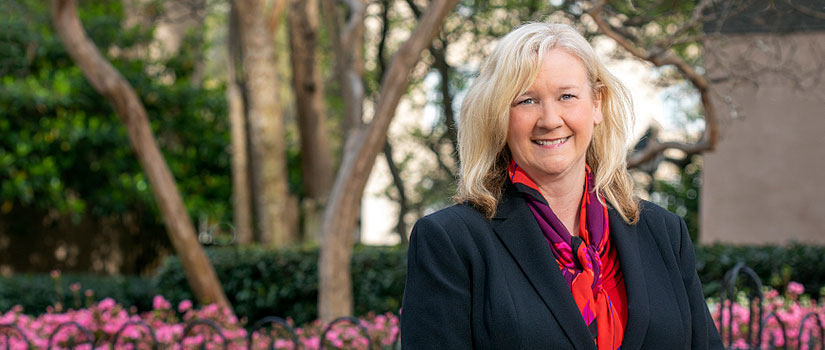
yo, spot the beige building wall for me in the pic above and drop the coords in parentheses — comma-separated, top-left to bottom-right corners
(701, 32, 825, 244)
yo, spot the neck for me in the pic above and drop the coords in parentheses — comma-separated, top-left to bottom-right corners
(536, 167, 586, 236)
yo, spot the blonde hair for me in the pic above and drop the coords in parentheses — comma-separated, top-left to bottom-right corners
(454, 22, 640, 224)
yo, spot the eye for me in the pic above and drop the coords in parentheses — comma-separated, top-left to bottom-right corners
(560, 94, 576, 101)
(515, 97, 536, 106)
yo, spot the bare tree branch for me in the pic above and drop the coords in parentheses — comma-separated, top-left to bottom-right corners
(404, 0, 458, 166)
(785, 0, 825, 20)
(587, 0, 719, 168)
(383, 142, 410, 245)
(653, 0, 716, 53)
(376, 0, 410, 245)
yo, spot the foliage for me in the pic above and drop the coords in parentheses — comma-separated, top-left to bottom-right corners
(5, 242, 825, 323)
(372, 0, 559, 225)
(0, 271, 153, 316)
(0, 296, 400, 349)
(696, 242, 825, 301)
(650, 156, 702, 241)
(0, 0, 231, 239)
(709, 283, 825, 349)
(152, 245, 407, 325)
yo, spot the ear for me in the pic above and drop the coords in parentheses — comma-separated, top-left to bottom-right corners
(592, 87, 604, 126)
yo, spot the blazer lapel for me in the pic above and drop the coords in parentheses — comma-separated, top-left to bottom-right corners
(608, 208, 650, 350)
(490, 187, 596, 350)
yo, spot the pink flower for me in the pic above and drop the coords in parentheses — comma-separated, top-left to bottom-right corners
(98, 297, 116, 310)
(787, 281, 805, 296)
(152, 295, 171, 310)
(178, 299, 193, 313)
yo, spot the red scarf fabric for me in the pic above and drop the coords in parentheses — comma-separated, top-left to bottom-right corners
(509, 161, 627, 350)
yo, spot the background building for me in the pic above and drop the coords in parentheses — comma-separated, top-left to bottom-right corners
(701, 0, 825, 244)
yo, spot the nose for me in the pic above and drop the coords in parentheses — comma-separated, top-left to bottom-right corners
(535, 102, 563, 131)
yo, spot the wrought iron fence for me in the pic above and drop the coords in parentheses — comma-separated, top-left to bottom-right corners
(0, 314, 398, 349)
(2, 262, 824, 349)
(719, 262, 825, 349)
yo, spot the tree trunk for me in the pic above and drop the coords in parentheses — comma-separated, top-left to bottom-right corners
(318, 0, 460, 321)
(227, 4, 254, 245)
(51, 0, 230, 309)
(234, 0, 295, 247)
(321, 0, 366, 141)
(288, 0, 334, 242)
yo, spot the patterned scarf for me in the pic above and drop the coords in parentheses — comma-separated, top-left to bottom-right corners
(509, 161, 626, 350)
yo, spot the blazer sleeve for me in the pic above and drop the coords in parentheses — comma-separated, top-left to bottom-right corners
(675, 216, 724, 350)
(401, 212, 473, 349)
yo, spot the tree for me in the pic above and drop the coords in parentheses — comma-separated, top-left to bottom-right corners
(50, 0, 229, 308)
(233, 0, 296, 247)
(318, 0, 460, 321)
(227, 3, 254, 245)
(288, 0, 335, 242)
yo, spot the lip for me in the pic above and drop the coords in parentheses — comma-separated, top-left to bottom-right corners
(532, 136, 570, 149)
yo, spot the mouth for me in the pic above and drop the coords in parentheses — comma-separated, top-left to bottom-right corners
(533, 136, 570, 146)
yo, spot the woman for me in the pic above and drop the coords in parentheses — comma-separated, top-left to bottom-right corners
(400, 22, 723, 349)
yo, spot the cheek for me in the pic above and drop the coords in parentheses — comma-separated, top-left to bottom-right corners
(507, 112, 529, 142)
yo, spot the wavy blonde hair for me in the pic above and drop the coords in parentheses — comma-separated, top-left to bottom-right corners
(454, 22, 639, 224)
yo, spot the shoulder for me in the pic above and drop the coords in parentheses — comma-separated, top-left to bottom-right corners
(633, 199, 690, 260)
(414, 202, 490, 237)
(637, 200, 695, 271)
(410, 203, 493, 252)
(636, 199, 685, 232)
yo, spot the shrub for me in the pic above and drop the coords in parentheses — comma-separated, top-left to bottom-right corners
(4, 242, 825, 325)
(0, 296, 400, 349)
(151, 244, 406, 325)
(709, 282, 825, 349)
(695, 242, 825, 299)
(0, 272, 153, 315)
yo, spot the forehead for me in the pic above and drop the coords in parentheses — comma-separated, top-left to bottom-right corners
(531, 48, 590, 87)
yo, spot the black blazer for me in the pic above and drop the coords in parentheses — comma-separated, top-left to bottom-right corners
(400, 185, 723, 349)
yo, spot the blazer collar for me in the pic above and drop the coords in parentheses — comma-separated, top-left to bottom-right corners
(491, 186, 650, 350)
(608, 206, 650, 350)
(491, 185, 596, 350)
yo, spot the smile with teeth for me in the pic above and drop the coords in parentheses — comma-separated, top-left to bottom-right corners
(533, 136, 570, 146)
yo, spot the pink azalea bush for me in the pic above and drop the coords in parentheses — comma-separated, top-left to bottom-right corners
(709, 282, 825, 349)
(4, 279, 822, 349)
(0, 295, 399, 349)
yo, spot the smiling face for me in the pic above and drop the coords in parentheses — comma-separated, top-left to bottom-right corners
(507, 48, 602, 186)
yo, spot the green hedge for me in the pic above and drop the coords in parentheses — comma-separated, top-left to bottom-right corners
(695, 242, 825, 298)
(3, 243, 824, 323)
(151, 244, 407, 325)
(0, 273, 153, 314)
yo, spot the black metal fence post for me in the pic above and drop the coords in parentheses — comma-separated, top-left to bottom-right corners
(721, 262, 765, 348)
